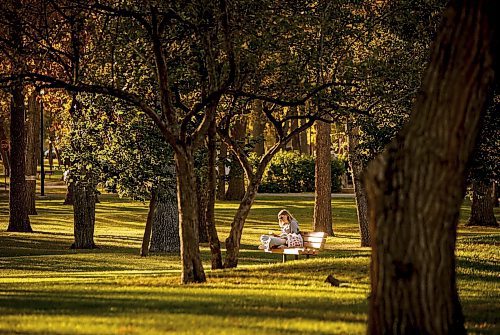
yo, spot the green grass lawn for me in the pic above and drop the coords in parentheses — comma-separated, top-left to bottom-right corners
(0, 180, 499, 335)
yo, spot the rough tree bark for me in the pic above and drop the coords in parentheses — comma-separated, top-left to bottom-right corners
(25, 93, 39, 215)
(313, 119, 333, 235)
(347, 121, 370, 246)
(364, 1, 498, 334)
(175, 148, 206, 283)
(71, 180, 96, 249)
(7, 12, 32, 232)
(150, 188, 180, 253)
(466, 179, 499, 227)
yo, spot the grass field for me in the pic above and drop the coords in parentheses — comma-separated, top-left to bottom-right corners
(0, 178, 499, 335)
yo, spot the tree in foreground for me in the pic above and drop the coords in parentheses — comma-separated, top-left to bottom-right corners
(365, 0, 498, 334)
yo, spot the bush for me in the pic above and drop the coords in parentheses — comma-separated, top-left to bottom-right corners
(257, 151, 346, 193)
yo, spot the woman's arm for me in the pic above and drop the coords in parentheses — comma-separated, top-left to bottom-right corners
(291, 220, 300, 234)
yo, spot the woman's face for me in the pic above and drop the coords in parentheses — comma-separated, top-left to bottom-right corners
(279, 213, 289, 223)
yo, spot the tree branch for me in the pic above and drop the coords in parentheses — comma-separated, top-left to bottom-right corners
(228, 81, 357, 107)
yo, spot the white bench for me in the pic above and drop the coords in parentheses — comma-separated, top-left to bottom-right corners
(264, 231, 327, 262)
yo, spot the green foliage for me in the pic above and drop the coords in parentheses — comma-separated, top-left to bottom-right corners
(59, 94, 176, 202)
(255, 151, 345, 193)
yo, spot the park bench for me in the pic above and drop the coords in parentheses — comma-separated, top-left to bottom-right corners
(264, 231, 327, 263)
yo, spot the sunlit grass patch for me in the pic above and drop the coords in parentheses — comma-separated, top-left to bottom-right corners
(0, 179, 499, 334)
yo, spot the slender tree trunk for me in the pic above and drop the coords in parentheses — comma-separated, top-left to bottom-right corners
(224, 178, 261, 268)
(313, 119, 333, 235)
(206, 121, 223, 269)
(493, 182, 499, 207)
(48, 139, 54, 171)
(174, 148, 206, 283)
(150, 187, 180, 253)
(0, 116, 10, 176)
(196, 174, 209, 243)
(290, 106, 300, 151)
(141, 189, 157, 257)
(226, 118, 246, 200)
(299, 106, 310, 155)
(365, 1, 498, 334)
(216, 141, 227, 201)
(466, 179, 499, 227)
(252, 101, 266, 156)
(25, 93, 39, 215)
(347, 121, 370, 246)
(71, 180, 96, 249)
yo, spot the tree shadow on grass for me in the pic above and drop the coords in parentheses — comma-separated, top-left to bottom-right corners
(0, 285, 368, 334)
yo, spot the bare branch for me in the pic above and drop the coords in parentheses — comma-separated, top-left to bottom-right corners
(228, 81, 357, 107)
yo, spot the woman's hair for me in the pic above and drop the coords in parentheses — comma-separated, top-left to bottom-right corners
(278, 209, 296, 225)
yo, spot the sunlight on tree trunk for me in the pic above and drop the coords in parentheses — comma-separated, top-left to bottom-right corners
(347, 121, 370, 246)
(313, 119, 333, 235)
(25, 93, 39, 216)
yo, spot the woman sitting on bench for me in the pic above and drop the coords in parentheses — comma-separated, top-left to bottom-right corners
(259, 209, 302, 250)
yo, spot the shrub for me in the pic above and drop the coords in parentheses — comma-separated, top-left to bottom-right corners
(257, 150, 346, 193)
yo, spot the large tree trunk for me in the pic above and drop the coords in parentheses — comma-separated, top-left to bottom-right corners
(347, 121, 370, 246)
(313, 119, 333, 235)
(140, 190, 157, 257)
(252, 101, 266, 156)
(466, 179, 499, 227)
(216, 140, 227, 201)
(364, 1, 498, 334)
(7, 10, 31, 233)
(150, 188, 180, 253)
(71, 180, 96, 249)
(224, 178, 261, 268)
(174, 148, 206, 283)
(225, 118, 246, 201)
(8, 82, 32, 232)
(206, 121, 223, 269)
(25, 93, 39, 215)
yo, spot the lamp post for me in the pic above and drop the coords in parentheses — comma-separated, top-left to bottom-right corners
(39, 90, 45, 196)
